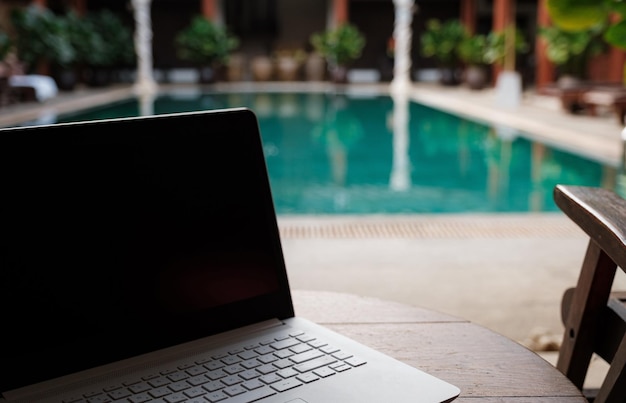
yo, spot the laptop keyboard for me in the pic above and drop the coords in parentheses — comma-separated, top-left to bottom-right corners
(62, 329, 367, 403)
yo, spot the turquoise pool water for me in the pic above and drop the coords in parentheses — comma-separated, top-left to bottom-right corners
(50, 90, 612, 214)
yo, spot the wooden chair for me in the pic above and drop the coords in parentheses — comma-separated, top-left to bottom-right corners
(554, 185, 626, 402)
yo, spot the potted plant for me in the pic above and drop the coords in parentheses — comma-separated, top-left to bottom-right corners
(420, 19, 466, 85)
(483, 28, 529, 68)
(0, 31, 12, 62)
(458, 33, 489, 89)
(274, 48, 306, 81)
(538, 24, 606, 86)
(485, 26, 529, 108)
(175, 15, 239, 83)
(10, 5, 77, 89)
(546, 0, 626, 81)
(75, 10, 134, 86)
(310, 23, 365, 83)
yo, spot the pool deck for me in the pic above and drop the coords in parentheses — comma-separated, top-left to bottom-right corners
(2, 81, 624, 388)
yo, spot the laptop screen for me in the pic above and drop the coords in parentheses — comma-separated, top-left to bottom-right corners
(0, 109, 294, 393)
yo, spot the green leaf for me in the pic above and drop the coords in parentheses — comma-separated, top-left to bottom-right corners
(175, 16, 239, 65)
(605, 20, 626, 50)
(547, 0, 610, 31)
(419, 19, 467, 67)
(612, 2, 626, 18)
(310, 23, 365, 66)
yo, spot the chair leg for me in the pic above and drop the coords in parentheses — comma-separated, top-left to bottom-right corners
(594, 333, 626, 403)
(557, 241, 617, 388)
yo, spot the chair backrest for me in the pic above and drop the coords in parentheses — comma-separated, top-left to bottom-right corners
(554, 184, 626, 403)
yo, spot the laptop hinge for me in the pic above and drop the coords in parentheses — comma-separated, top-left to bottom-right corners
(3, 319, 285, 402)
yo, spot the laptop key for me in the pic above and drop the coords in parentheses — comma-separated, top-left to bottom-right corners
(107, 388, 132, 400)
(204, 360, 225, 371)
(333, 363, 352, 372)
(148, 377, 170, 388)
(254, 345, 274, 355)
(256, 364, 277, 374)
(207, 369, 228, 380)
(148, 386, 171, 398)
(167, 372, 188, 382)
(293, 355, 337, 373)
(277, 368, 299, 378)
(128, 382, 151, 394)
(319, 345, 340, 354)
(345, 357, 367, 367)
(225, 386, 276, 403)
(168, 380, 190, 392)
(259, 373, 282, 384)
(332, 350, 353, 360)
(201, 379, 225, 392)
(274, 349, 294, 359)
(296, 372, 320, 384)
(239, 369, 261, 380)
(184, 386, 206, 398)
(205, 391, 228, 402)
(240, 358, 262, 369)
(222, 355, 242, 365)
(222, 375, 243, 386)
(313, 367, 336, 378)
(290, 349, 324, 364)
(274, 358, 294, 369)
(87, 396, 111, 403)
(223, 384, 247, 396)
(270, 338, 300, 350)
(128, 394, 151, 403)
(163, 393, 186, 403)
(296, 334, 316, 343)
(224, 363, 246, 374)
(238, 350, 259, 360)
(242, 379, 264, 390)
(270, 378, 303, 392)
(289, 343, 312, 354)
(186, 366, 207, 376)
(187, 374, 210, 386)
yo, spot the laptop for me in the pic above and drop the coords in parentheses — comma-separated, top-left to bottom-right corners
(0, 108, 460, 403)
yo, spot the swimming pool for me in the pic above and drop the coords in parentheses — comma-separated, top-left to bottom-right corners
(48, 90, 613, 214)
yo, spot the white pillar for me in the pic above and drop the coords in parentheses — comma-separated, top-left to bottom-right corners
(132, 0, 157, 96)
(389, 91, 411, 191)
(390, 0, 415, 94)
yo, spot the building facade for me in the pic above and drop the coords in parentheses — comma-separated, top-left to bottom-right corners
(1, 0, 624, 88)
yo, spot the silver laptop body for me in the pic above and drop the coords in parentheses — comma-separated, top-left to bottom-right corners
(0, 109, 459, 403)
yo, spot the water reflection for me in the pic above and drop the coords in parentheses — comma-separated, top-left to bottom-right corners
(137, 92, 156, 116)
(389, 91, 411, 191)
(312, 95, 364, 187)
(51, 91, 612, 213)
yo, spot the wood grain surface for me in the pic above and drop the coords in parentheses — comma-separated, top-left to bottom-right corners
(292, 290, 586, 402)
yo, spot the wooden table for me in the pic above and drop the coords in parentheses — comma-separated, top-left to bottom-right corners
(292, 290, 586, 402)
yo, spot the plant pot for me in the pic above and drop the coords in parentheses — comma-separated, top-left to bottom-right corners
(556, 74, 581, 89)
(227, 54, 244, 81)
(305, 53, 325, 81)
(251, 56, 273, 81)
(439, 67, 461, 86)
(52, 67, 77, 91)
(276, 56, 300, 81)
(330, 65, 348, 84)
(198, 66, 217, 84)
(464, 65, 487, 90)
(84, 67, 111, 87)
(496, 70, 522, 109)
